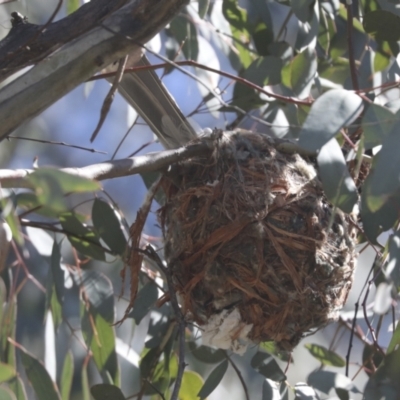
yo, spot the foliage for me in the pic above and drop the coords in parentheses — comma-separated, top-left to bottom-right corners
(0, 0, 400, 399)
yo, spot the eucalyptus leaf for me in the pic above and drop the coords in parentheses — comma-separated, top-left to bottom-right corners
(197, 359, 228, 399)
(60, 351, 74, 400)
(363, 10, 400, 41)
(251, 351, 286, 382)
(20, 347, 61, 400)
(92, 198, 127, 256)
(364, 120, 400, 211)
(0, 386, 16, 400)
(128, 281, 159, 324)
(60, 212, 106, 261)
(291, 0, 316, 23)
(362, 103, 396, 150)
(304, 343, 345, 367)
(307, 370, 355, 394)
(0, 362, 16, 383)
(317, 138, 358, 213)
(299, 89, 363, 152)
(179, 370, 204, 400)
(90, 384, 126, 400)
(81, 302, 119, 385)
(294, 382, 319, 400)
(198, 0, 210, 19)
(188, 342, 226, 364)
(169, 14, 199, 61)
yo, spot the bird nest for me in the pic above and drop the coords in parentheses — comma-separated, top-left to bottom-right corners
(158, 130, 357, 353)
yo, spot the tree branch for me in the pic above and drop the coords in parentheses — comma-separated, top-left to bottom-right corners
(0, 138, 214, 188)
(0, 0, 190, 139)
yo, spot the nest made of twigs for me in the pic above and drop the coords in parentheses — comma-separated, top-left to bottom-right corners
(159, 129, 357, 352)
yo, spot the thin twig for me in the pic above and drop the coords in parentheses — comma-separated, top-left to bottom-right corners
(91, 55, 128, 142)
(226, 354, 250, 400)
(344, 302, 358, 377)
(143, 246, 186, 400)
(92, 59, 313, 107)
(6, 136, 107, 154)
(362, 280, 385, 355)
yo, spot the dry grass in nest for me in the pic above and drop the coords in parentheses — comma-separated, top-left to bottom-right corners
(159, 130, 357, 352)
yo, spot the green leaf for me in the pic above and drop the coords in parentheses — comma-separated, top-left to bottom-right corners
(251, 351, 286, 382)
(222, 0, 253, 68)
(364, 347, 400, 400)
(27, 169, 99, 195)
(60, 351, 74, 400)
(244, 56, 283, 86)
(128, 281, 159, 324)
(316, 138, 358, 213)
(90, 384, 126, 400)
(81, 362, 90, 400)
(307, 371, 354, 394)
(259, 341, 292, 362)
(66, 0, 79, 15)
(363, 10, 400, 41)
(73, 269, 114, 322)
(60, 213, 105, 261)
(251, 22, 274, 56)
(187, 342, 226, 364)
(19, 347, 61, 400)
(179, 370, 204, 400)
(0, 363, 16, 383)
(7, 376, 27, 400)
(362, 344, 385, 377)
(81, 302, 119, 385)
(198, 0, 210, 19)
(92, 199, 127, 256)
(364, 120, 400, 211)
(198, 359, 228, 399)
(1, 199, 23, 246)
(25, 169, 99, 213)
(170, 14, 199, 61)
(0, 386, 17, 400)
(51, 241, 64, 304)
(290, 47, 317, 98)
(299, 89, 363, 152)
(291, 0, 315, 23)
(362, 104, 396, 150)
(360, 180, 400, 243)
(0, 291, 17, 367)
(304, 343, 345, 367)
(387, 311, 400, 354)
(76, 270, 118, 383)
(335, 388, 350, 400)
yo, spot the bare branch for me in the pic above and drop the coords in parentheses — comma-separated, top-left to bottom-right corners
(0, 0, 190, 139)
(0, 138, 214, 188)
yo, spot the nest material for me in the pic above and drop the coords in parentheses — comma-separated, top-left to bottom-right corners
(160, 130, 357, 352)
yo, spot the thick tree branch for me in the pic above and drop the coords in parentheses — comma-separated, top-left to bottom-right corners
(0, 139, 214, 188)
(0, 0, 189, 140)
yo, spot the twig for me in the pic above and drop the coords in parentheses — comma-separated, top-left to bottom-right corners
(143, 245, 186, 400)
(226, 354, 249, 400)
(344, 302, 358, 377)
(93, 59, 313, 107)
(362, 280, 385, 355)
(91, 55, 128, 142)
(6, 136, 107, 154)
